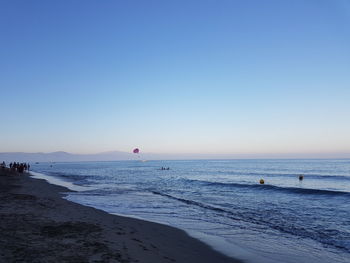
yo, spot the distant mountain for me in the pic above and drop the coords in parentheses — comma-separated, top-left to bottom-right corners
(0, 151, 349, 163)
(0, 151, 134, 162)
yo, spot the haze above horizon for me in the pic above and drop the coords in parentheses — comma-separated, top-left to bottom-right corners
(1, 0, 349, 157)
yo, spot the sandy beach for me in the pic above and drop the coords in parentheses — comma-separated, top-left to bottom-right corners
(0, 168, 240, 263)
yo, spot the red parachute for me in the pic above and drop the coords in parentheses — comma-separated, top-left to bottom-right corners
(133, 148, 140, 154)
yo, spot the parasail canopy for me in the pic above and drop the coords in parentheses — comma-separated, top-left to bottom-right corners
(133, 148, 140, 154)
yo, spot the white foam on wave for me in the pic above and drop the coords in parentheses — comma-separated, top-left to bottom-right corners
(29, 171, 91, 192)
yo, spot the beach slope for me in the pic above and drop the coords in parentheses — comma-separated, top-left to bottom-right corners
(0, 169, 240, 263)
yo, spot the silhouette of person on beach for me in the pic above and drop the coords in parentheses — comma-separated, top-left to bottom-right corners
(5, 162, 30, 174)
(18, 164, 24, 173)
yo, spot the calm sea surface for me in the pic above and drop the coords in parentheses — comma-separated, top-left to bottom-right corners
(31, 159, 350, 263)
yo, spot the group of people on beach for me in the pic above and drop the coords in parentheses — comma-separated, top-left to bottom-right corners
(0, 161, 30, 173)
(161, 167, 170, 170)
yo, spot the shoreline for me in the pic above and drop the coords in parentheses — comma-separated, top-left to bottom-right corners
(0, 169, 241, 263)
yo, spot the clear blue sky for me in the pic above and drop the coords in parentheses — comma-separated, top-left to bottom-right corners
(1, 0, 349, 155)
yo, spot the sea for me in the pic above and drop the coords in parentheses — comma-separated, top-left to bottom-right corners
(30, 159, 350, 263)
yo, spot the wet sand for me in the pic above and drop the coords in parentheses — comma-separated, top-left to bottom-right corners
(0, 168, 241, 263)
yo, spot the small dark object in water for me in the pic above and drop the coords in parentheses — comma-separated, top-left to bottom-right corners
(259, 179, 265, 184)
(299, 175, 304, 181)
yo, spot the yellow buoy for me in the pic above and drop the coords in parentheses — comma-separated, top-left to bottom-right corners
(259, 179, 265, 184)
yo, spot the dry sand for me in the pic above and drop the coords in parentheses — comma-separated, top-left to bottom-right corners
(0, 168, 241, 263)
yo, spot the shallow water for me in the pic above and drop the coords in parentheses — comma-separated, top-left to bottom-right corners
(32, 159, 350, 263)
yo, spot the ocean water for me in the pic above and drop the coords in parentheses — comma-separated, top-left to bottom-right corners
(31, 159, 350, 263)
